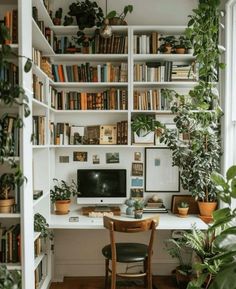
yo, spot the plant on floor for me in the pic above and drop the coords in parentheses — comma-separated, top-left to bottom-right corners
(34, 213, 53, 240)
(0, 265, 21, 289)
(106, 5, 133, 25)
(160, 0, 224, 217)
(183, 165, 236, 289)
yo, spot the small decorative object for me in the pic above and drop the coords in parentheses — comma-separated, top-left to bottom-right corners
(106, 5, 133, 25)
(100, 125, 117, 144)
(73, 151, 88, 162)
(53, 8, 63, 25)
(50, 179, 77, 214)
(177, 202, 189, 217)
(134, 152, 141, 161)
(99, 0, 112, 38)
(92, 154, 100, 164)
(0, 173, 15, 213)
(125, 198, 134, 215)
(106, 152, 119, 163)
(130, 188, 144, 198)
(146, 195, 163, 208)
(63, 15, 73, 26)
(131, 163, 143, 176)
(158, 35, 176, 54)
(133, 199, 144, 219)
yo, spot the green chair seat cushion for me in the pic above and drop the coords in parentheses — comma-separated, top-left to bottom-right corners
(102, 243, 148, 262)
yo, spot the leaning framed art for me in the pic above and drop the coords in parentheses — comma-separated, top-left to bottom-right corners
(145, 147, 180, 192)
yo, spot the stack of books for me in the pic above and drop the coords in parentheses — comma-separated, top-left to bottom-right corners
(143, 202, 168, 213)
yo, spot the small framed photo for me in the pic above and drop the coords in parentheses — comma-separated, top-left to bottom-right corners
(59, 156, 69, 163)
(106, 152, 119, 164)
(134, 152, 141, 161)
(92, 154, 100, 164)
(130, 188, 144, 198)
(100, 125, 117, 145)
(73, 151, 88, 162)
(131, 178, 143, 187)
(131, 162, 143, 176)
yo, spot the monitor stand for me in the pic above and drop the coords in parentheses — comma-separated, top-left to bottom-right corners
(94, 206, 111, 212)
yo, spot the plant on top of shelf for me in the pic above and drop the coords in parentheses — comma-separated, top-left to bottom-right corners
(106, 5, 133, 25)
(50, 178, 77, 214)
(0, 173, 19, 213)
(53, 8, 63, 25)
(67, 0, 104, 46)
(34, 213, 53, 240)
(0, 265, 21, 289)
(174, 36, 192, 54)
(160, 0, 224, 218)
(158, 35, 177, 54)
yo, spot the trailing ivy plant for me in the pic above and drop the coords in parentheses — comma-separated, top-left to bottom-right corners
(34, 213, 53, 240)
(0, 265, 21, 289)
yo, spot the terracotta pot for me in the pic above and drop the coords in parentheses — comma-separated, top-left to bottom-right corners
(198, 201, 217, 217)
(53, 18, 61, 25)
(134, 209, 143, 219)
(109, 17, 127, 26)
(175, 47, 186, 54)
(0, 198, 15, 213)
(164, 45, 172, 54)
(55, 200, 71, 215)
(178, 207, 189, 217)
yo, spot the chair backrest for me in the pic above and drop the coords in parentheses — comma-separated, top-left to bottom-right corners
(103, 216, 159, 260)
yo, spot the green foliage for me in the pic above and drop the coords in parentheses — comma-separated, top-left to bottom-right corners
(133, 199, 144, 210)
(55, 8, 63, 19)
(50, 178, 77, 203)
(131, 114, 163, 137)
(106, 5, 133, 21)
(175, 36, 192, 49)
(0, 266, 21, 289)
(178, 201, 189, 208)
(34, 213, 53, 240)
(158, 35, 176, 53)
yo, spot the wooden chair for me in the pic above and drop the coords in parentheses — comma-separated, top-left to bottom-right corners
(102, 216, 159, 289)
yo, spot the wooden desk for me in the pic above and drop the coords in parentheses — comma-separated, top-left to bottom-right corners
(49, 205, 208, 230)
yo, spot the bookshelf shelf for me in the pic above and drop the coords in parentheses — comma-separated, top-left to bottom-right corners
(32, 19, 55, 55)
(33, 191, 49, 208)
(0, 44, 18, 52)
(132, 25, 187, 33)
(52, 82, 129, 88)
(133, 81, 197, 88)
(34, 253, 45, 270)
(48, 54, 129, 61)
(33, 64, 53, 84)
(131, 110, 172, 114)
(32, 145, 49, 149)
(33, 98, 49, 109)
(50, 109, 128, 114)
(34, 232, 41, 242)
(133, 54, 195, 61)
(49, 145, 129, 149)
(0, 263, 21, 270)
(0, 213, 21, 218)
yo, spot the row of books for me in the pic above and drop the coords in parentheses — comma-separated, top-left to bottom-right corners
(134, 89, 161, 110)
(133, 62, 197, 82)
(52, 63, 128, 83)
(1, 114, 20, 157)
(0, 224, 20, 263)
(53, 33, 128, 55)
(32, 116, 46, 146)
(34, 236, 42, 258)
(32, 48, 54, 80)
(33, 74, 46, 103)
(0, 63, 19, 85)
(1, 10, 18, 44)
(35, 260, 43, 289)
(50, 88, 128, 111)
(133, 32, 160, 54)
(49, 122, 128, 146)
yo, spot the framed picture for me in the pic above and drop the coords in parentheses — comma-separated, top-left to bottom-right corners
(171, 195, 199, 214)
(100, 125, 117, 145)
(134, 152, 141, 161)
(131, 178, 143, 187)
(92, 154, 100, 164)
(84, 125, 100, 145)
(106, 152, 119, 164)
(145, 148, 180, 192)
(73, 151, 88, 162)
(130, 188, 144, 198)
(131, 162, 143, 176)
(59, 156, 69, 163)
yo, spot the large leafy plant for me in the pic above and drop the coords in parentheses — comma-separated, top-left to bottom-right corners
(184, 165, 236, 289)
(50, 178, 77, 203)
(0, 266, 21, 289)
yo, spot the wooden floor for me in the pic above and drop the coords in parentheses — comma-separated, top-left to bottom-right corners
(50, 276, 178, 289)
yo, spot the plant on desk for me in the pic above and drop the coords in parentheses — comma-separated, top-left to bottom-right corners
(177, 202, 189, 218)
(50, 179, 77, 215)
(133, 199, 144, 219)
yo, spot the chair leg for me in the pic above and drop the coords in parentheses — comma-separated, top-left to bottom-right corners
(147, 258, 152, 289)
(111, 259, 116, 289)
(105, 259, 109, 289)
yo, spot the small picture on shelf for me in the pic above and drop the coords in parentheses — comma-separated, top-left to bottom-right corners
(84, 125, 100, 145)
(92, 154, 100, 164)
(130, 188, 144, 198)
(100, 125, 117, 145)
(59, 156, 69, 163)
(134, 152, 141, 161)
(131, 162, 143, 176)
(70, 126, 85, 145)
(131, 178, 143, 187)
(73, 151, 88, 162)
(106, 152, 119, 164)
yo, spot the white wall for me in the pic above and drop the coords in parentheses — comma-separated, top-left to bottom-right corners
(51, 0, 198, 280)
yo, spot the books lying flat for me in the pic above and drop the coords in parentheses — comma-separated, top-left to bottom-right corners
(143, 205, 168, 213)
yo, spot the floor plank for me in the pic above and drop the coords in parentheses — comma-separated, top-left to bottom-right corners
(50, 276, 178, 289)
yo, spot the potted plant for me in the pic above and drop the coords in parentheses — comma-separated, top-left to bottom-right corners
(67, 0, 104, 46)
(0, 265, 21, 289)
(174, 36, 191, 54)
(158, 35, 176, 54)
(0, 173, 16, 213)
(165, 237, 193, 289)
(133, 199, 144, 219)
(177, 201, 189, 217)
(53, 8, 63, 25)
(131, 114, 162, 144)
(106, 5, 133, 25)
(50, 178, 77, 214)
